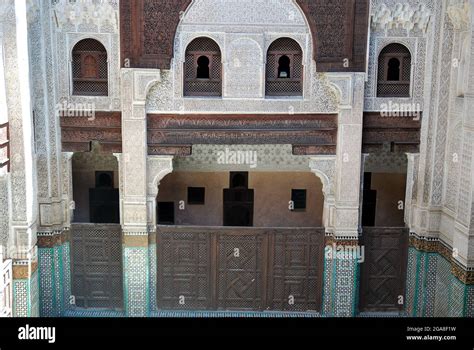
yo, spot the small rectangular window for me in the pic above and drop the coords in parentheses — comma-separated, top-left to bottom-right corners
(291, 189, 307, 211)
(188, 187, 205, 205)
(157, 202, 175, 225)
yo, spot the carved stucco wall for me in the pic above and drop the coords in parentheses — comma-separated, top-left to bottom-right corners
(28, 1, 64, 231)
(0, 176, 10, 250)
(146, 0, 341, 114)
(1, 0, 39, 254)
(403, 0, 474, 268)
(26, 0, 122, 232)
(365, 0, 434, 111)
(51, 0, 121, 111)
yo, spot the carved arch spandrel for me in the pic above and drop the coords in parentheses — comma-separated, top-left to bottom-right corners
(120, 0, 193, 69)
(309, 156, 336, 231)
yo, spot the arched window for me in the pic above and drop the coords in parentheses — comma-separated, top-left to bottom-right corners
(72, 39, 108, 96)
(377, 44, 411, 97)
(266, 38, 303, 96)
(184, 37, 222, 97)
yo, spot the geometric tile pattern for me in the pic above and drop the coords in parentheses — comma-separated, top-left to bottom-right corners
(333, 257, 358, 317)
(148, 244, 157, 312)
(53, 245, 64, 316)
(39, 248, 55, 317)
(405, 248, 417, 316)
(38, 242, 72, 317)
(63, 242, 72, 312)
(13, 270, 39, 317)
(13, 279, 28, 317)
(423, 253, 438, 317)
(322, 251, 358, 317)
(434, 254, 451, 317)
(322, 253, 333, 315)
(467, 286, 474, 318)
(123, 247, 149, 317)
(450, 277, 466, 317)
(405, 248, 472, 318)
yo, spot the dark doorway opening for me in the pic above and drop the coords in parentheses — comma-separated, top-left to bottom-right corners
(362, 172, 377, 227)
(387, 58, 401, 81)
(157, 202, 175, 225)
(278, 55, 291, 78)
(197, 55, 210, 79)
(224, 172, 254, 227)
(89, 171, 119, 224)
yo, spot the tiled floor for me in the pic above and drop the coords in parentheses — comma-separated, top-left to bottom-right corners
(64, 309, 321, 318)
(64, 309, 407, 318)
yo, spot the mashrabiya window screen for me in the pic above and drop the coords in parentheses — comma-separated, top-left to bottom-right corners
(184, 37, 222, 97)
(72, 39, 108, 96)
(266, 38, 303, 96)
(377, 43, 412, 98)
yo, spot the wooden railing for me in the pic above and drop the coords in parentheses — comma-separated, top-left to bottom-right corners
(0, 248, 12, 318)
(0, 123, 10, 173)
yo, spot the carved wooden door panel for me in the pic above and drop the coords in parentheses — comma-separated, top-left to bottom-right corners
(71, 224, 123, 309)
(268, 231, 324, 312)
(157, 231, 211, 310)
(216, 233, 266, 310)
(157, 228, 325, 312)
(359, 227, 409, 312)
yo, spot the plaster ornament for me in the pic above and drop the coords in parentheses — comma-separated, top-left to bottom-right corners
(447, 0, 471, 30)
(53, 0, 116, 29)
(372, 3, 431, 33)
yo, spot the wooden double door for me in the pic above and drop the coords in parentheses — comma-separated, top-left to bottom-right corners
(157, 228, 325, 312)
(359, 227, 409, 312)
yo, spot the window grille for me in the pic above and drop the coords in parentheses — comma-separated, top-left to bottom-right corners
(184, 37, 222, 97)
(72, 39, 108, 96)
(266, 38, 303, 96)
(377, 44, 411, 98)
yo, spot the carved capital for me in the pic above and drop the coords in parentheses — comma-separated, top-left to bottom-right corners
(52, 0, 117, 29)
(309, 156, 336, 198)
(371, 3, 431, 33)
(147, 156, 173, 197)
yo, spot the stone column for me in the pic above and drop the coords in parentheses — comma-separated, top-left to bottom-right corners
(120, 69, 161, 316)
(326, 73, 365, 317)
(61, 153, 75, 229)
(29, 1, 65, 237)
(405, 154, 420, 229)
(2, 0, 39, 317)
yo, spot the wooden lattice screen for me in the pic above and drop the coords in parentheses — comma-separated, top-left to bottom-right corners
(72, 39, 108, 96)
(377, 44, 411, 97)
(266, 38, 303, 96)
(184, 37, 222, 97)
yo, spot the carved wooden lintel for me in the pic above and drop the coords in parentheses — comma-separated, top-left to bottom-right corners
(60, 112, 122, 153)
(363, 112, 422, 153)
(147, 114, 338, 156)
